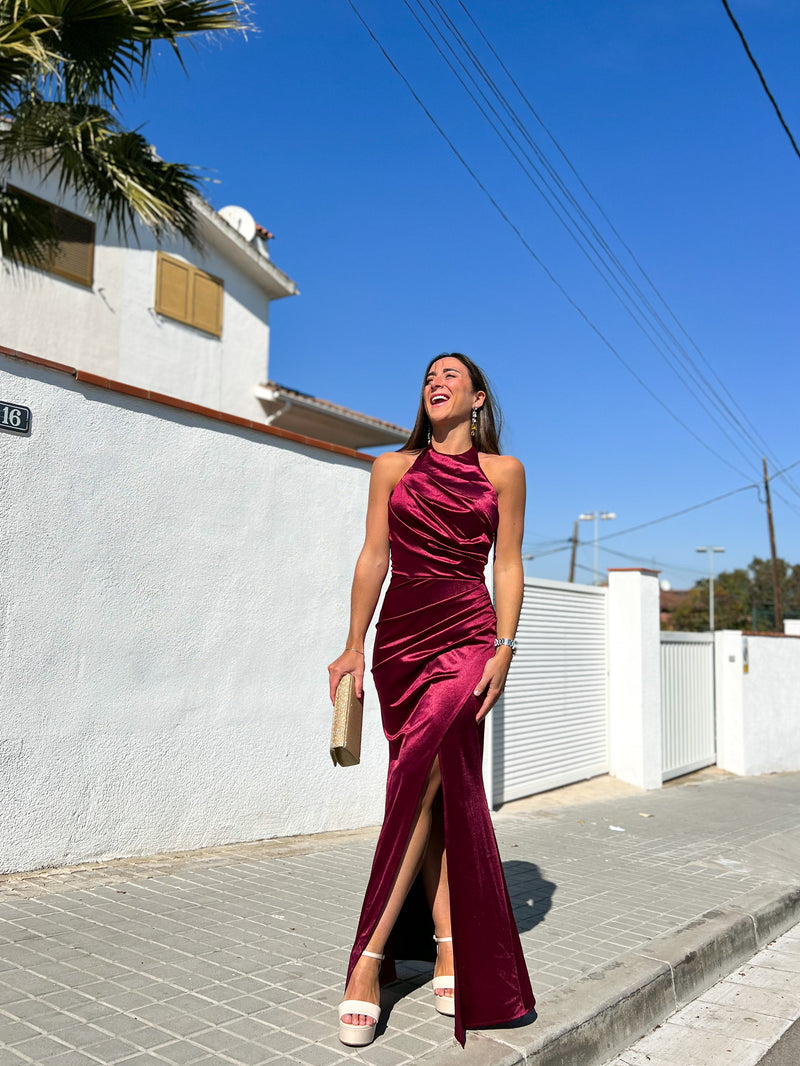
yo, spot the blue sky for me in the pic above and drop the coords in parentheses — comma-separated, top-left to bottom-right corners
(126, 1, 799, 588)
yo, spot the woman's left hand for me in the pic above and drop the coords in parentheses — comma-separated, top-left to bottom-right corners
(473, 649, 513, 723)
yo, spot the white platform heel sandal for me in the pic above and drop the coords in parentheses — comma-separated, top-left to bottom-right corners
(432, 934, 455, 1016)
(338, 950, 384, 1047)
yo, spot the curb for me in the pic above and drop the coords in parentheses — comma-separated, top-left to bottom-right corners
(417, 883, 800, 1066)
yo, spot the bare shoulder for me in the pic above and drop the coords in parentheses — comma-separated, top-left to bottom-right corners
(371, 449, 418, 490)
(478, 453, 525, 494)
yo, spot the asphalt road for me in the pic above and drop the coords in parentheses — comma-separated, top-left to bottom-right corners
(757, 1017, 800, 1065)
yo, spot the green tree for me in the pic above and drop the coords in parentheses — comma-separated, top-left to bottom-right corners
(669, 557, 800, 632)
(0, 0, 243, 265)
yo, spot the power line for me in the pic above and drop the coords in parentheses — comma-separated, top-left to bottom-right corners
(597, 455, 800, 542)
(528, 482, 759, 560)
(422, 0, 800, 502)
(524, 456, 800, 564)
(424, 1, 778, 473)
(597, 544, 708, 577)
(453, 0, 800, 500)
(720, 0, 800, 164)
(345, 0, 759, 480)
(349, 0, 800, 500)
(406, 0, 766, 479)
(355, 0, 798, 493)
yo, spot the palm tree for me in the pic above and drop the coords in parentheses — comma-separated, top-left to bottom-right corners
(0, 0, 244, 265)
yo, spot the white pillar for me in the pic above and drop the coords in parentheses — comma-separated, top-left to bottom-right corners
(714, 630, 745, 774)
(607, 568, 662, 789)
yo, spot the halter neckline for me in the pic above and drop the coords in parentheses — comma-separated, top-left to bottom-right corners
(428, 444, 477, 459)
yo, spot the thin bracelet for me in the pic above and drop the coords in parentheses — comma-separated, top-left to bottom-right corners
(346, 648, 365, 655)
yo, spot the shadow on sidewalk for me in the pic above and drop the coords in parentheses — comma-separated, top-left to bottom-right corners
(504, 859, 557, 933)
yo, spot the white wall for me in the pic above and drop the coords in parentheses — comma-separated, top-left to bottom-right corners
(0, 166, 281, 422)
(0, 352, 384, 874)
(715, 632, 800, 776)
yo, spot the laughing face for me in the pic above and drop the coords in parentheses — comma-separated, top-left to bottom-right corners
(423, 357, 485, 431)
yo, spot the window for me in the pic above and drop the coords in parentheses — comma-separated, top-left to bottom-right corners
(9, 186, 94, 287)
(155, 252, 224, 338)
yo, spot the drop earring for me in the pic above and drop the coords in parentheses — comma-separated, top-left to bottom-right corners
(427, 424, 432, 445)
(471, 407, 478, 438)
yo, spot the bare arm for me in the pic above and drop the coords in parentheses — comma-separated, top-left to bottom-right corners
(473, 456, 526, 722)
(327, 451, 408, 702)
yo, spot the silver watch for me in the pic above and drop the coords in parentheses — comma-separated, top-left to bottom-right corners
(494, 638, 517, 654)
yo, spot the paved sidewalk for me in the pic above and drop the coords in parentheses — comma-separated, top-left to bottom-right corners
(1, 770, 800, 1066)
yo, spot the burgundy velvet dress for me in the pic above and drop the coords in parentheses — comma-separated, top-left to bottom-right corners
(345, 445, 534, 1046)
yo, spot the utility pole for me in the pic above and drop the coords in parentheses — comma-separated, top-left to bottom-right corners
(763, 457, 784, 632)
(568, 520, 578, 583)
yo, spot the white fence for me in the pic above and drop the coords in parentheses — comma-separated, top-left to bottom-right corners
(491, 577, 608, 805)
(660, 632, 716, 781)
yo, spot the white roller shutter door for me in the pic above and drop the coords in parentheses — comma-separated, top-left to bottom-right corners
(491, 578, 608, 805)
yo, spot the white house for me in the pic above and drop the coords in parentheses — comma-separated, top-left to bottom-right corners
(0, 160, 408, 448)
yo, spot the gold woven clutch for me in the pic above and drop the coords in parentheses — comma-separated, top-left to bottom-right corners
(330, 672, 363, 767)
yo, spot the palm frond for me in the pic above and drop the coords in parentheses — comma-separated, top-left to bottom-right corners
(0, 0, 246, 260)
(3, 0, 246, 105)
(0, 12, 54, 108)
(1, 100, 202, 256)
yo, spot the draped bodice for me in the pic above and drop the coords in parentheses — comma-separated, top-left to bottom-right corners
(388, 446, 499, 581)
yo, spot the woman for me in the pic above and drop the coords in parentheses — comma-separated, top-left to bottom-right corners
(328, 353, 534, 1048)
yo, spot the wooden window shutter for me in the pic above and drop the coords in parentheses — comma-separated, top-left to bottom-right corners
(155, 252, 223, 337)
(156, 254, 191, 322)
(7, 186, 94, 287)
(50, 207, 94, 286)
(191, 270, 224, 337)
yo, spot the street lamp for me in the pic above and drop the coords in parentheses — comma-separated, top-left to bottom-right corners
(579, 511, 617, 585)
(696, 546, 725, 631)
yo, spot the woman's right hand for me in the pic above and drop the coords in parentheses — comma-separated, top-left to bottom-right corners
(328, 649, 366, 703)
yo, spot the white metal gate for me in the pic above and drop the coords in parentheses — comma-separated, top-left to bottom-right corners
(491, 577, 608, 805)
(660, 632, 716, 781)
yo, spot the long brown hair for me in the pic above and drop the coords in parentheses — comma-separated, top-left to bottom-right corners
(401, 353, 503, 454)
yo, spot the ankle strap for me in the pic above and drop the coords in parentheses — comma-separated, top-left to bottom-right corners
(362, 949, 385, 960)
(432, 934, 452, 943)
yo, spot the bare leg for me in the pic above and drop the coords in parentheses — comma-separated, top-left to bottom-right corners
(421, 791, 453, 1002)
(343, 757, 443, 1026)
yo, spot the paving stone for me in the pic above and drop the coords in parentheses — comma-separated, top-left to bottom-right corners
(0, 1051, 29, 1066)
(702, 978, 800, 1019)
(0, 987, 28, 1009)
(41, 1053, 102, 1066)
(99, 1018, 175, 1049)
(285, 1044, 354, 1066)
(3, 1034, 71, 1060)
(0, 1018, 41, 1045)
(149, 1042, 215, 1065)
(668, 996, 789, 1044)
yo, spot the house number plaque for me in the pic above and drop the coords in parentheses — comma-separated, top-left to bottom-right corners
(0, 401, 31, 434)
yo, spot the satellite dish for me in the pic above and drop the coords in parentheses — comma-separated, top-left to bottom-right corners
(218, 205, 257, 243)
(660, 579, 672, 592)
